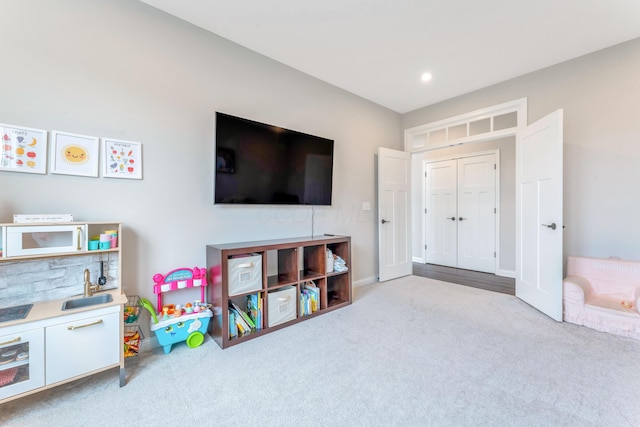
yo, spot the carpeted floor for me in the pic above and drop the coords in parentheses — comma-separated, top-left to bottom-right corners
(2, 275, 639, 426)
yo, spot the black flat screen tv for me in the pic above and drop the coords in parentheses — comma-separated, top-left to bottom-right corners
(214, 112, 334, 205)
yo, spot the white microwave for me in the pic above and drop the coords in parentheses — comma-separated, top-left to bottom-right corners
(4, 224, 87, 257)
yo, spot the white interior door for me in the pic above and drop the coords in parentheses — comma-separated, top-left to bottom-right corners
(378, 147, 412, 282)
(425, 154, 496, 273)
(516, 110, 563, 321)
(457, 154, 496, 273)
(425, 160, 457, 267)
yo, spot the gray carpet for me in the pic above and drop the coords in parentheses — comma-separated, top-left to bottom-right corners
(2, 275, 639, 426)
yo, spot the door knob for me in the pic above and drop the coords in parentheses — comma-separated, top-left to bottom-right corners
(541, 223, 557, 230)
(458, 217, 467, 221)
(446, 217, 456, 221)
(381, 219, 390, 224)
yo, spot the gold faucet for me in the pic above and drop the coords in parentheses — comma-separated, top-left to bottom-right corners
(83, 269, 100, 297)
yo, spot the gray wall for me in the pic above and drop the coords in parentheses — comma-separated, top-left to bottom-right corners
(403, 37, 640, 263)
(0, 0, 402, 302)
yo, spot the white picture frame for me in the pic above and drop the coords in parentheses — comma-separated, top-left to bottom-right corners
(50, 130, 100, 177)
(0, 123, 48, 174)
(102, 138, 142, 179)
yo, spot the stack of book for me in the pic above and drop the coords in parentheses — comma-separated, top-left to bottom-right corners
(299, 281, 320, 316)
(229, 293, 263, 338)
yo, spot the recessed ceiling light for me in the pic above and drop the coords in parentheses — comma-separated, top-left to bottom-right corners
(421, 72, 432, 82)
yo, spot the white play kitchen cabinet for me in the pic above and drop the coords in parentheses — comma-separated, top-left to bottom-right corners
(0, 222, 126, 404)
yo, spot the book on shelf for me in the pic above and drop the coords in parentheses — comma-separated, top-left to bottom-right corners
(230, 301, 256, 329)
(246, 293, 263, 330)
(229, 306, 251, 334)
(229, 310, 238, 338)
(299, 284, 319, 317)
(302, 281, 320, 313)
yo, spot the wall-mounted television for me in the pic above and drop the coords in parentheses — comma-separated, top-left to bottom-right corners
(214, 112, 334, 205)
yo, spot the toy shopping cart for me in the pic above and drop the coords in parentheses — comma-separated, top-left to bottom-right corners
(140, 267, 212, 354)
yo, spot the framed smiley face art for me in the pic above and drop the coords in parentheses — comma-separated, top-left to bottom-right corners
(50, 130, 100, 177)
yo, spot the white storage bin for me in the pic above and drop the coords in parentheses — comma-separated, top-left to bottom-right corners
(267, 286, 297, 327)
(228, 254, 262, 296)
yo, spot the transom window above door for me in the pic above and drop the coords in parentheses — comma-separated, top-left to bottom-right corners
(404, 98, 526, 152)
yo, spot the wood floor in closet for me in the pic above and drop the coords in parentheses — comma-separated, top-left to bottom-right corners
(413, 263, 515, 295)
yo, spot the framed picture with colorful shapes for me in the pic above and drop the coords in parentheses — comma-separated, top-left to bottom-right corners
(102, 138, 142, 179)
(50, 130, 100, 177)
(0, 123, 48, 174)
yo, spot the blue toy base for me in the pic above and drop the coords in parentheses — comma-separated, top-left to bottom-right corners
(150, 310, 212, 354)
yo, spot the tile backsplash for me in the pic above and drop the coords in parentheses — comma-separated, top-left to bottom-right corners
(0, 253, 119, 307)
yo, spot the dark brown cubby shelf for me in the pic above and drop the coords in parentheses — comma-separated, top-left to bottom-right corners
(207, 235, 351, 349)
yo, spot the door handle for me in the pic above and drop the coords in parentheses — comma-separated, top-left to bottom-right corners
(381, 219, 390, 224)
(446, 217, 456, 221)
(541, 223, 557, 230)
(458, 217, 467, 221)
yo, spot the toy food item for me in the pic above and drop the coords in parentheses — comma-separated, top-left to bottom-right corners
(0, 349, 17, 364)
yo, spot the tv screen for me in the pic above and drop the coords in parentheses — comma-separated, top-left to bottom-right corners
(214, 112, 334, 205)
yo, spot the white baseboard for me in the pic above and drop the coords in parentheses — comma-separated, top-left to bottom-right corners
(353, 276, 377, 287)
(412, 256, 424, 263)
(496, 269, 515, 278)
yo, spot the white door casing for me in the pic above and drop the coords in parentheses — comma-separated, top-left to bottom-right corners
(378, 147, 412, 282)
(425, 160, 457, 267)
(516, 110, 563, 321)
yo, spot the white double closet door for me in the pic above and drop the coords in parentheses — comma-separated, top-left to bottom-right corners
(425, 153, 496, 273)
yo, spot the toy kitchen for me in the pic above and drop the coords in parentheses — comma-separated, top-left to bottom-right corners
(0, 218, 127, 404)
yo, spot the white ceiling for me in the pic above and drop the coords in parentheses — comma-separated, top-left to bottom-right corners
(139, 0, 640, 113)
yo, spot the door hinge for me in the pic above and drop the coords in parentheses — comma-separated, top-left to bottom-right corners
(494, 163, 496, 170)
(494, 251, 496, 258)
(425, 244, 427, 250)
(425, 171, 427, 177)
(494, 207, 496, 214)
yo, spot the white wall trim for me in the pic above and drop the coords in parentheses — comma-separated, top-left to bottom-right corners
(496, 269, 515, 279)
(353, 276, 378, 287)
(404, 97, 527, 153)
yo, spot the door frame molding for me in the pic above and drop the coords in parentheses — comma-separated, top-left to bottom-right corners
(420, 150, 501, 273)
(407, 98, 527, 279)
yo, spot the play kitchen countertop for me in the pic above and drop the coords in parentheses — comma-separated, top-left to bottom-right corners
(0, 290, 127, 328)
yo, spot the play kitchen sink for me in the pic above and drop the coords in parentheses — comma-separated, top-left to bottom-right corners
(61, 294, 113, 311)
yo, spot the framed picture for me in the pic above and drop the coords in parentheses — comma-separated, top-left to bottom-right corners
(50, 130, 100, 177)
(102, 138, 142, 179)
(0, 123, 48, 174)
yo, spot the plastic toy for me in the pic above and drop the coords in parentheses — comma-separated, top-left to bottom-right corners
(139, 267, 212, 354)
